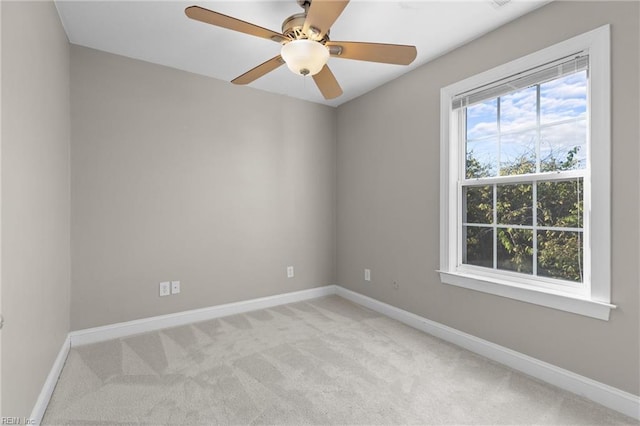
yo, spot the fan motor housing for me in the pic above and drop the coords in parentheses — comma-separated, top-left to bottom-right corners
(282, 13, 329, 43)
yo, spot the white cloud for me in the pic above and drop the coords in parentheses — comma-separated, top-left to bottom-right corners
(466, 72, 587, 149)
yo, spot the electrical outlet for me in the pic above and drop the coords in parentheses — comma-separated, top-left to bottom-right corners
(287, 266, 294, 278)
(171, 280, 181, 294)
(159, 281, 171, 297)
(364, 269, 371, 281)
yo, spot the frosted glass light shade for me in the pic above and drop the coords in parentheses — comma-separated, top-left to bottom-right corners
(281, 39, 329, 76)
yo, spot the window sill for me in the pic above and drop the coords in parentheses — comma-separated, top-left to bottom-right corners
(438, 270, 615, 320)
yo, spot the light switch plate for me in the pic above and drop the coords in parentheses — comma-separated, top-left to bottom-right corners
(365, 269, 371, 281)
(171, 280, 181, 294)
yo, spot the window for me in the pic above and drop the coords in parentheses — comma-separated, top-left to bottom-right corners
(439, 26, 613, 320)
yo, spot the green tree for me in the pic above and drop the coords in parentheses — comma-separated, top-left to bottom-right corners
(464, 147, 583, 282)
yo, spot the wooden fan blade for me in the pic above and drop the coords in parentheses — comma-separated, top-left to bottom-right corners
(232, 55, 285, 85)
(302, 0, 349, 40)
(185, 5, 288, 43)
(312, 65, 343, 100)
(326, 41, 417, 65)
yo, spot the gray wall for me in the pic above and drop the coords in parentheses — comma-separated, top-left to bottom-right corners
(71, 46, 336, 330)
(1, 1, 71, 417)
(336, 1, 640, 395)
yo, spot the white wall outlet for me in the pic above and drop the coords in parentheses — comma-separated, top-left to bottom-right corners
(159, 281, 171, 297)
(287, 266, 294, 278)
(171, 280, 181, 294)
(364, 268, 371, 282)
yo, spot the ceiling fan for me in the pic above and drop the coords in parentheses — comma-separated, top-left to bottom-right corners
(185, 0, 417, 100)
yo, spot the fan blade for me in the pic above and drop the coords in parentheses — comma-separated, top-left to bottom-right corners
(303, 0, 349, 40)
(313, 65, 343, 100)
(326, 41, 417, 65)
(185, 6, 288, 43)
(231, 55, 285, 85)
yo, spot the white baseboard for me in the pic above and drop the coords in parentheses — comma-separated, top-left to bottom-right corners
(30, 336, 71, 425)
(69, 285, 337, 347)
(335, 286, 640, 420)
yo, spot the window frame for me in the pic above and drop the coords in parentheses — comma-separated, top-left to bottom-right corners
(439, 25, 614, 320)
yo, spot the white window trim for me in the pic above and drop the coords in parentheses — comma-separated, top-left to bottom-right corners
(439, 25, 613, 320)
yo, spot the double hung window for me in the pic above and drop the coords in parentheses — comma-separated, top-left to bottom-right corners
(439, 26, 613, 320)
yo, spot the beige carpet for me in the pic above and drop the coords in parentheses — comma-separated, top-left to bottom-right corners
(43, 295, 636, 425)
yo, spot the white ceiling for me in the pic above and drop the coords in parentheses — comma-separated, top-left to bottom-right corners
(55, 0, 550, 107)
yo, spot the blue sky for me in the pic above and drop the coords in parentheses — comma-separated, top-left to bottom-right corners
(465, 71, 587, 177)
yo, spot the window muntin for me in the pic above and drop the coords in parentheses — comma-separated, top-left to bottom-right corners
(459, 62, 588, 291)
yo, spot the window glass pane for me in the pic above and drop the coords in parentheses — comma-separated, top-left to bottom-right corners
(463, 185, 493, 224)
(499, 131, 536, 175)
(466, 139, 497, 178)
(540, 71, 587, 125)
(500, 86, 537, 132)
(540, 120, 586, 171)
(538, 230, 584, 282)
(463, 226, 493, 268)
(497, 228, 533, 274)
(467, 99, 497, 140)
(454, 52, 597, 288)
(497, 183, 533, 225)
(537, 179, 583, 228)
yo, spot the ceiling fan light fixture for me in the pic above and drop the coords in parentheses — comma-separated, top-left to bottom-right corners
(185, 2, 417, 100)
(281, 39, 329, 76)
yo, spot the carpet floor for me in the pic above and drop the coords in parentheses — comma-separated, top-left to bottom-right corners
(43, 295, 637, 425)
